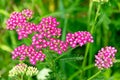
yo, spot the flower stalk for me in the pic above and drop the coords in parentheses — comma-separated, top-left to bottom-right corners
(87, 70, 101, 80)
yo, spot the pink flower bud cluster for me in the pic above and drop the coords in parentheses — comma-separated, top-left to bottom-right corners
(49, 38, 68, 54)
(32, 34, 48, 49)
(6, 12, 27, 30)
(66, 31, 94, 48)
(6, 9, 36, 40)
(16, 22, 36, 39)
(36, 16, 61, 38)
(95, 46, 117, 69)
(32, 34, 68, 54)
(12, 44, 45, 65)
(6, 10, 61, 40)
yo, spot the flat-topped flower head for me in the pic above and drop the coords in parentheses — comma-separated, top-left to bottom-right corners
(36, 16, 61, 38)
(6, 12, 27, 30)
(26, 66, 39, 77)
(49, 38, 68, 54)
(9, 63, 27, 77)
(95, 46, 117, 69)
(6, 9, 36, 40)
(12, 44, 45, 65)
(16, 22, 37, 40)
(6, 11, 61, 40)
(66, 31, 93, 48)
(32, 34, 68, 54)
(9, 63, 39, 78)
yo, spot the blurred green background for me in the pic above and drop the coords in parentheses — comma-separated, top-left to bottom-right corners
(0, 0, 120, 80)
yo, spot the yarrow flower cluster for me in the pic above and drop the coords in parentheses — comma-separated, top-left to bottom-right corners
(9, 63, 38, 78)
(16, 22, 36, 39)
(95, 46, 117, 69)
(6, 9, 36, 40)
(12, 44, 45, 65)
(32, 34, 68, 54)
(36, 16, 61, 38)
(49, 38, 68, 54)
(66, 31, 93, 48)
(6, 9, 94, 65)
(6, 12, 27, 30)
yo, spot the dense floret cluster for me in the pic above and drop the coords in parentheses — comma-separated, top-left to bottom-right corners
(95, 46, 117, 69)
(66, 31, 93, 48)
(9, 63, 38, 77)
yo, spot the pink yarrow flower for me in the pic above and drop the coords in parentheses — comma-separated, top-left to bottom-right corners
(6, 9, 36, 40)
(32, 34, 68, 54)
(6, 9, 61, 40)
(16, 22, 37, 40)
(95, 46, 117, 69)
(6, 12, 27, 30)
(66, 31, 93, 48)
(49, 38, 68, 54)
(36, 16, 61, 38)
(12, 44, 45, 65)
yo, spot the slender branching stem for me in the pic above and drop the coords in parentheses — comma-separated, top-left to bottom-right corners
(87, 70, 101, 80)
(115, 59, 120, 63)
(68, 64, 94, 80)
(81, 1, 101, 78)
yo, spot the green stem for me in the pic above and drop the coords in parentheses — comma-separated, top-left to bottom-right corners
(88, 44, 93, 77)
(10, 31, 17, 48)
(90, 4, 101, 33)
(82, 43, 90, 69)
(31, 0, 35, 10)
(68, 64, 94, 80)
(27, 76, 31, 80)
(81, 2, 101, 79)
(88, 0, 93, 28)
(115, 59, 120, 63)
(0, 9, 10, 17)
(0, 44, 13, 52)
(61, 17, 68, 41)
(87, 1, 93, 77)
(45, 49, 53, 67)
(82, 0, 94, 69)
(55, 46, 79, 61)
(87, 70, 101, 80)
(16, 75, 23, 80)
(21, 74, 24, 80)
(45, 49, 60, 80)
